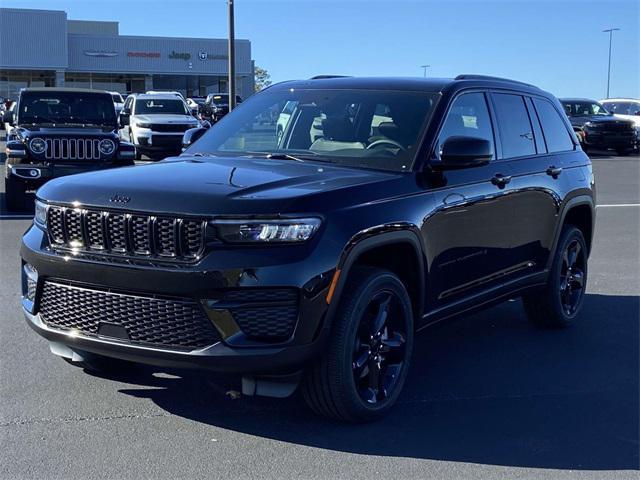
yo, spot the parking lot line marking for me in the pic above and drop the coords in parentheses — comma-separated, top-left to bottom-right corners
(596, 204, 640, 208)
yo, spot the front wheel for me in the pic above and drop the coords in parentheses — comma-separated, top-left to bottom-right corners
(302, 267, 414, 422)
(523, 226, 588, 328)
(615, 148, 630, 156)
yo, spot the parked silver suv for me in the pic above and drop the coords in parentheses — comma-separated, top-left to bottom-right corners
(118, 93, 199, 160)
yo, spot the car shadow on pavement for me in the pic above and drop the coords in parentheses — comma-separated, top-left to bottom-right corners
(110, 293, 639, 471)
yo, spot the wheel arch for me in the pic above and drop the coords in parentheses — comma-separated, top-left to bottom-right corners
(327, 227, 426, 326)
(547, 195, 595, 269)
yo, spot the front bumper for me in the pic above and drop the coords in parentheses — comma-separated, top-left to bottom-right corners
(582, 131, 637, 149)
(20, 225, 334, 374)
(23, 307, 325, 373)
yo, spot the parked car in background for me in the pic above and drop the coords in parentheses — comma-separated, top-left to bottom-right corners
(3, 87, 135, 211)
(201, 93, 242, 123)
(146, 90, 185, 100)
(22, 75, 595, 422)
(110, 91, 125, 116)
(119, 93, 200, 159)
(186, 96, 206, 116)
(600, 98, 640, 142)
(560, 98, 637, 155)
(3, 100, 16, 134)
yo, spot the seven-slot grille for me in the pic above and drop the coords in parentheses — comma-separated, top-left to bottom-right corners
(46, 205, 206, 261)
(44, 138, 102, 160)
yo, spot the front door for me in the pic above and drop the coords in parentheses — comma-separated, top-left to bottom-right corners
(422, 91, 517, 307)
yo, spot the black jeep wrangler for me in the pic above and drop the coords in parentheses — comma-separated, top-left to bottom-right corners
(3, 88, 135, 211)
(20, 76, 595, 422)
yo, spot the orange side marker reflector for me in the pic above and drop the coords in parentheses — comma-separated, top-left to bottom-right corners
(326, 269, 341, 305)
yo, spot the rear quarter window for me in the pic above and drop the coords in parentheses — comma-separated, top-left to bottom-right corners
(532, 98, 575, 153)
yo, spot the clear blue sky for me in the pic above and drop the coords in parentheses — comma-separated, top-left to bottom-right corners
(3, 0, 639, 99)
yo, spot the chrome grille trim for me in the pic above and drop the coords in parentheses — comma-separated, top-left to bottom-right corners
(44, 138, 101, 160)
(46, 205, 206, 262)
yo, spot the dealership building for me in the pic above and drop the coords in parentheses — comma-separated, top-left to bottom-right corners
(0, 8, 254, 100)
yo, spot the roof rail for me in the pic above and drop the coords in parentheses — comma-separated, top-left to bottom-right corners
(454, 74, 537, 88)
(309, 75, 351, 80)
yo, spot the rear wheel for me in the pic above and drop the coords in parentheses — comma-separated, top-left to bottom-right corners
(5, 174, 26, 211)
(523, 226, 587, 328)
(615, 148, 630, 156)
(302, 267, 413, 422)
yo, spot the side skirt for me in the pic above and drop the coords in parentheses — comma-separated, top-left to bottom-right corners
(418, 270, 549, 331)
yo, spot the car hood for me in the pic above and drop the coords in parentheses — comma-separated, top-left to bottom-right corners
(37, 155, 401, 216)
(132, 114, 198, 124)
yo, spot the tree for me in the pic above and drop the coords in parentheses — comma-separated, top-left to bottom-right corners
(254, 66, 272, 92)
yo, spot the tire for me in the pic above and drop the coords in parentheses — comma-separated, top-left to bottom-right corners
(302, 267, 414, 422)
(5, 174, 26, 212)
(62, 351, 135, 374)
(134, 148, 142, 160)
(523, 226, 588, 328)
(615, 148, 630, 156)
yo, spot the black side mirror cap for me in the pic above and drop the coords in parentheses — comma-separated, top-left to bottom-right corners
(432, 136, 493, 170)
(119, 114, 130, 128)
(182, 127, 208, 149)
(2, 111, 14, 124)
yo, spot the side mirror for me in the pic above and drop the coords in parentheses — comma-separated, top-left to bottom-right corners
(633, 110, 640, 116)
(2, 110, 14, 125)
(434, 136, 493, 169)
(182, 127, 207, 149)
(119, 113, 130, 127)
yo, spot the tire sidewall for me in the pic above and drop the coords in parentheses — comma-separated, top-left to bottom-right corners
(549, 227, 588, 324)
(332, 270, 414, 419)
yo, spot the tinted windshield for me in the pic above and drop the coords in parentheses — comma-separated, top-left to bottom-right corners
(18, 91, 117, 125)
(603, 101, 639, 115)
(135, 98, 188, 115)
(563, 101, 609, 116)
(187, 88, 438, 172)
(208, 95, 242, 105)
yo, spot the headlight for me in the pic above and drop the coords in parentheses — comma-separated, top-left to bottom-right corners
(213, 218, 321, 243)
(34, 200, 47, 227)
(135, 122, 151, 129)
(29, 137, 46, 154)
(98, 139, 116, 155)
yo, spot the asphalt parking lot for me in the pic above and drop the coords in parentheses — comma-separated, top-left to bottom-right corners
(0, 140, 638, 479)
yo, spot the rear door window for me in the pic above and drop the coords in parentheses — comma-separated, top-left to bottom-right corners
(532, 98, 575, 153)
(492, 93, 536, 158)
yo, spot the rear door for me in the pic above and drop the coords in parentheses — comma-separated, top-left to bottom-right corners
(493, 93, 577, 273)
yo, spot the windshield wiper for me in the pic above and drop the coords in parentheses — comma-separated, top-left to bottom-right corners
(265, 152, 306, 162)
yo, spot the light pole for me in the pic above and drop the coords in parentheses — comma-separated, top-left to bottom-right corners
(420, 64, 430, 78)
(602, 28, 620, 99)
(228, 0, 236, 111)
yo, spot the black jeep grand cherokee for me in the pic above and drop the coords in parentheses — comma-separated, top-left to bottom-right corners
(21, 75, 595, 422)
(4, 88, 135, 211)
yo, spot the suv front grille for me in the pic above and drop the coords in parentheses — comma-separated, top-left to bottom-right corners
(150, 124, 193, 133)
(46, 205, 206, 262)
(39, 281, 220, 350)
(44, 138, 102, 160)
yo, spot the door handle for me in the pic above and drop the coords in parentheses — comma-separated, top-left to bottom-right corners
(546, 166, 563, 178)
(491, 173, 512, 188)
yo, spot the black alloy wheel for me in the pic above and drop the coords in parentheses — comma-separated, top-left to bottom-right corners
(523, 225, 588, 328)
(559, 238, 586, 316)
(351, 290, 408, 405)
(302, 267, 414, 422)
